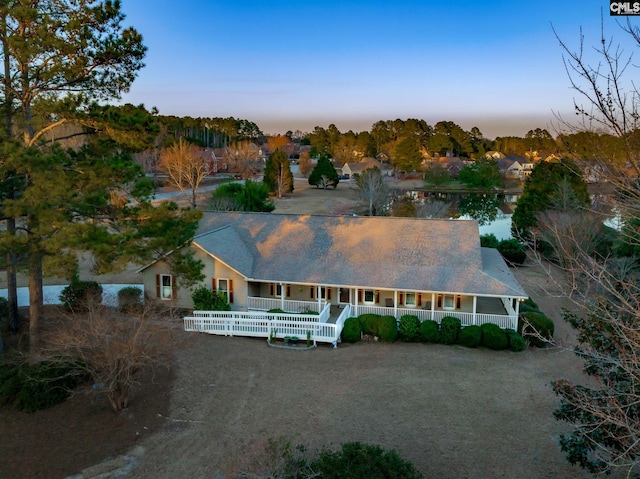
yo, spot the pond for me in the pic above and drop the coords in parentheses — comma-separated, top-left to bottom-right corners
(391, 190, 517, 240)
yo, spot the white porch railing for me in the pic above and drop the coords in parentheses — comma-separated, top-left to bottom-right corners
(184, 303, 341, 345)
(356, 305, 517, 330)
(184, 302, 516, 346)
(247, 296, 326, 313)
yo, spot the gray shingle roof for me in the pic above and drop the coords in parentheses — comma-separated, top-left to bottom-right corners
(193, 212, 527, 298)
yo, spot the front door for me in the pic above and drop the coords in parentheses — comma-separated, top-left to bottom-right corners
(339, 288, 350, 304)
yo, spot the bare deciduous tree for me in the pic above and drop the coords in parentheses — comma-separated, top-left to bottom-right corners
(415, 199, 451, 219)
(357, 167, 388, 216)
(159, 138, 210, 207)
(42, 301, 178, 412)
(537, 17, 640, 476)
(226, 141, 261, 179)
(298, 151, 313, 177)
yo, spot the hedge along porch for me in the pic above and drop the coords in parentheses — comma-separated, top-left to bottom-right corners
(140, 211, 528, 339)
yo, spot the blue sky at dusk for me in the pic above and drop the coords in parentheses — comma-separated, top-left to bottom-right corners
(119, 1, 636, 138)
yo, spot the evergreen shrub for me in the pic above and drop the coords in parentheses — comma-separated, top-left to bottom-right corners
(480, 323, 508, 350)
(342, 317, 362, 343)
(191, 286, 231, 311)
(117, 286, 143, 313)
(59, 280, 103, 312)
(0, 360, 86, 412)
(310, 442, 423, 479)
(359, 314, 382, 335)
(439, 316, 461, 345)
(520, 311, 554, 347)
(458, 325, 482, 348)
(377, 315, 398, 342)
(420, 320, 440, 343)
(399, 315, 421, 342)
(480, 233, 500, 249)
(505, 329, 527, 352)
(497, 239, 527, 265)
(519, 297, 540, 314)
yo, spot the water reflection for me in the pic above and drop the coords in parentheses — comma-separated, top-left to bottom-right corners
(391, 190, 517, 239)
(457, 194, 499, 226)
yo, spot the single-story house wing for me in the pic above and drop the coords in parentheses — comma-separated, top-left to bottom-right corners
(141, 212, 528, 342)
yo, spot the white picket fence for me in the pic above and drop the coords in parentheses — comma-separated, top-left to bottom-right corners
(184, 303, 345, 346)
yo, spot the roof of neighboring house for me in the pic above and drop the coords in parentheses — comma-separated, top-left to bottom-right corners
(484, 151, 506, 159)
(191, 212, 527, 298)
(496, 158, 516, 171)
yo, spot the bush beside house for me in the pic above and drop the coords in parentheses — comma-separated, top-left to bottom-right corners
(520, 311, 554, 347)
(340, 313, 526, 352)
(420, 320, 440, 343)
(191, 286, 231, 311)
(399, 315, 421, 342)
(458, 325, 482, 348)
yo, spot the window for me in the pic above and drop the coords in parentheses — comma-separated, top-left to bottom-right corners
(158, 274, 173, 300)
(364, 289, 375, 303)
(218, 279, 229, 300)
(443, 295, 456, 310)
(320, 287, 332, 300)
(214, 278, 234, 303)
(405, 292, 416, 307)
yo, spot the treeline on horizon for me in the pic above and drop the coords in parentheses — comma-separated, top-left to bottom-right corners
(157, 113, 632, 165)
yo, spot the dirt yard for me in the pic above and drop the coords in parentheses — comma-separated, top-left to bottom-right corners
(0, 178, 596, 478)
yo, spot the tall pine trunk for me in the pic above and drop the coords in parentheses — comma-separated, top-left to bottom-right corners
(2, 11, 19, 334)
(7, 218, 18, 333)
(27, 216, 43, 351)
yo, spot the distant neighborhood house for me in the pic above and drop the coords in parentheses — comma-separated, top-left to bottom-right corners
(341, 157, 393, 178)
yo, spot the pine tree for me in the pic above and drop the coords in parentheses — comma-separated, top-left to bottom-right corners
(0, 1, 203, 351)
(264, 149, 293, 198)
(308, 154, 339, 189)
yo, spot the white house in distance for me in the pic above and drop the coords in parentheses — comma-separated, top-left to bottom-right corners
(141, 212, 527, 343)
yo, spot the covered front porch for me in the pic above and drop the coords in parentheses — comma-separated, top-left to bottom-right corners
(245, 282, 520, 330)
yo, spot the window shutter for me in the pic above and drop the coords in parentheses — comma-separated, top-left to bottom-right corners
(437, 294, 443, 308)
(375, 291, 380, 304)
(171, 275, 177, 299)
(399, 293, 404, 305)
(417, 293, 422, 307)
(156, 274, 161, 298)
(456, 295, 461, 309)
(327, 288, 332, 300)
(310, 287, 315, 299)
(270, 283, 274, 296)
(286, 285, 291, 297)
(358, 290, 362, 302)
(212, 277, 217, 291)
(229, 279, 234, 304)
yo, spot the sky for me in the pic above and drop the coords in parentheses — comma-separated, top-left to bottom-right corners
(118, 0, 638, 139)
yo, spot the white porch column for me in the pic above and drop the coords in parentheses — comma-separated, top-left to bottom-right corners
(472, 296, 477, 325)
(317, 285, 321, 311)
(394, 290, 398, 317)
(354, 288, 359, 316)
(280, 282, 285, 310)
(431, 293, 435, 320)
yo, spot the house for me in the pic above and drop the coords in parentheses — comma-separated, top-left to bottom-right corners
(342, 158, 392, 178)
(498, 155, 534, 180)
(484, 151, 506, 160)
(142, 212, 527, 342)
